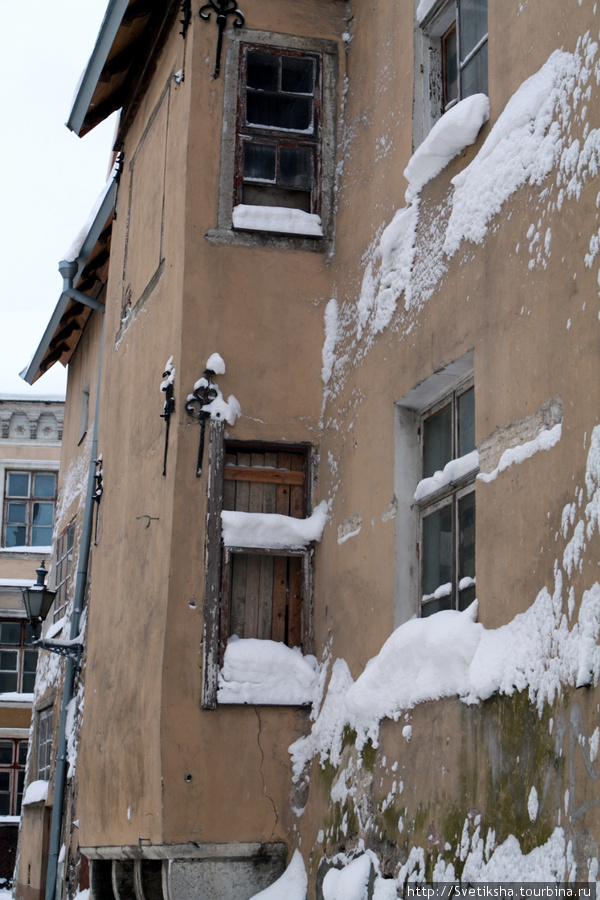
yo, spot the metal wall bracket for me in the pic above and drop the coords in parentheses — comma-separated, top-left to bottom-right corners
(35, 638, 83, 668)
(199, 0, 245, 78)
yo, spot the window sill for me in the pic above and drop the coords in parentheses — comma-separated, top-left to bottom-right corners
(205, 225, 332, 254)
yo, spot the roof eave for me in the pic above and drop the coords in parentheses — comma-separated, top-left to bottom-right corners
(66, 0, 130, 137)
(21, 179, 117, 386)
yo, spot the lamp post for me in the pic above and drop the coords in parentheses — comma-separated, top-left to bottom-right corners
(21, 561, 82, 666)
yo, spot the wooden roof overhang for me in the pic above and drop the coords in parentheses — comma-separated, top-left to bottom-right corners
(22, 181, 117, 386)
(67, 0, 181, 145)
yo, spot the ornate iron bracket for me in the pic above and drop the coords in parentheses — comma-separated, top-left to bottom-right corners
(93, 454, 103, 544)
(35, 638, 82, 668)
(199, 0, 245, 78)
(180, 0, 192, 37)
(160, 358, 176, 477)
(186, 369, 219, 477)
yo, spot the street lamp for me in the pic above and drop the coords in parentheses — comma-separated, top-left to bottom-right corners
(21, 561, 82, 666)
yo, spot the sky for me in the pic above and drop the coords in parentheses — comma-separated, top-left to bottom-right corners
(0, 0, 118, 398)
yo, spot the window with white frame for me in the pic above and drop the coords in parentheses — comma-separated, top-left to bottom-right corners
(53, 522, 75, 623)
(3, 471, 56, 548)
(394, 351, 477, 623)
(415, 0, 488, 140)
(209, 30, 337, 248)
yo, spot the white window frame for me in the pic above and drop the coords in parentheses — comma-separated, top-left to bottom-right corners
(207, 29, 338, 252)
(414, 0, 488, 147)
(394, 350, 476, 625)
(0, 460, 60, 554)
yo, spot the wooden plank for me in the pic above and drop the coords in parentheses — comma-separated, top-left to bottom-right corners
(263, 452, 277, 514)
(230, 553, 247, 638)
(235, 452, 251, 512)
(224, 467, 304, 486)
(223, 453, 236, 510)
(244, 554, 261, 638)
(271, 556, 288, 643)
(288, 556, 303, 649)
(276, 453, 292, 516)
(202, 420, 225, 710)
(290, 452, 305, 519)
(257, 555, 274, 639)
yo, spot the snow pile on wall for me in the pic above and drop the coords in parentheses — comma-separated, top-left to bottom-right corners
(22, 780, 49, 806)
(291, 425, 600, 770)
(221, 501, 327, 549)
(218, 638, 319, 705)
(248, 850, 307, 900)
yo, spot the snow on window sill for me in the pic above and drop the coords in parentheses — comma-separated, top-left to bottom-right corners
(231, 204, 323, 237)
(414, 449, 479, 502)
(221, 501, 327, 550)
(0, 545, 52, 555)
(217, 637, 318, 706)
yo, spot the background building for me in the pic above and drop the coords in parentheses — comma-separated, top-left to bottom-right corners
(13, 0, 600, 898)
(0, 396, 63, 886)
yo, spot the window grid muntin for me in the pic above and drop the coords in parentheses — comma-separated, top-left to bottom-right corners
(419, 378, 476, 616)
(235, 43, 323, 217)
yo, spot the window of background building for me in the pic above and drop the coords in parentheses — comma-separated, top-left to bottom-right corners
(418, 381, 476, 616)
(220, 444, 310, 652)
(0, 621, 37, 694)
(3, 471, 56, 548)
(0, 739, 28, 816)
(36, 708, 53, 782)
(53, 522, 75, 623)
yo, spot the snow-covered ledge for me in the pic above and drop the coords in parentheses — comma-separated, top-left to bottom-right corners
(232, 204, 323, 237)
(221, 500, 327, 550)
(218, 638, 318, 706)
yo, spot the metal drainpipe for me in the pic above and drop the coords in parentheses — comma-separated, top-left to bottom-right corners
(45, 260, 105, 900)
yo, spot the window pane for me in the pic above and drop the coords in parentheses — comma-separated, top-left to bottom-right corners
(458, 490, 476, 584)
(6, 473, 28, 497)
(247, 93, 313, 132)
(279, 146, 314, 190)
(0, 672, 18, 692)
(33, 473, 55, 498)
(0, 624, 21, 645)
(0, 743, 13, 765)
(458, 387, 475, 457)
(243, 143, 276, 182)
(461, 41, 488, 98)
(0, 652, 17, 672)
(442, 24, 458, 108)
(5, 524, 26, 548)
(6, 502, 26, 525)
(459, 0, 487, 60)
(423, 403, 452, 477)
(246, 50, 279, 91)
(32, 502, 53, 527)
(422, 503, 453, 598)
(18, 742, 28, 766)
(23, 650, 38, 693)
(281, 56, 315, 94)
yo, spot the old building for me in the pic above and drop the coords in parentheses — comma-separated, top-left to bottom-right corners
(14, 0, 600, 897)
(0, 396, 63, 885)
